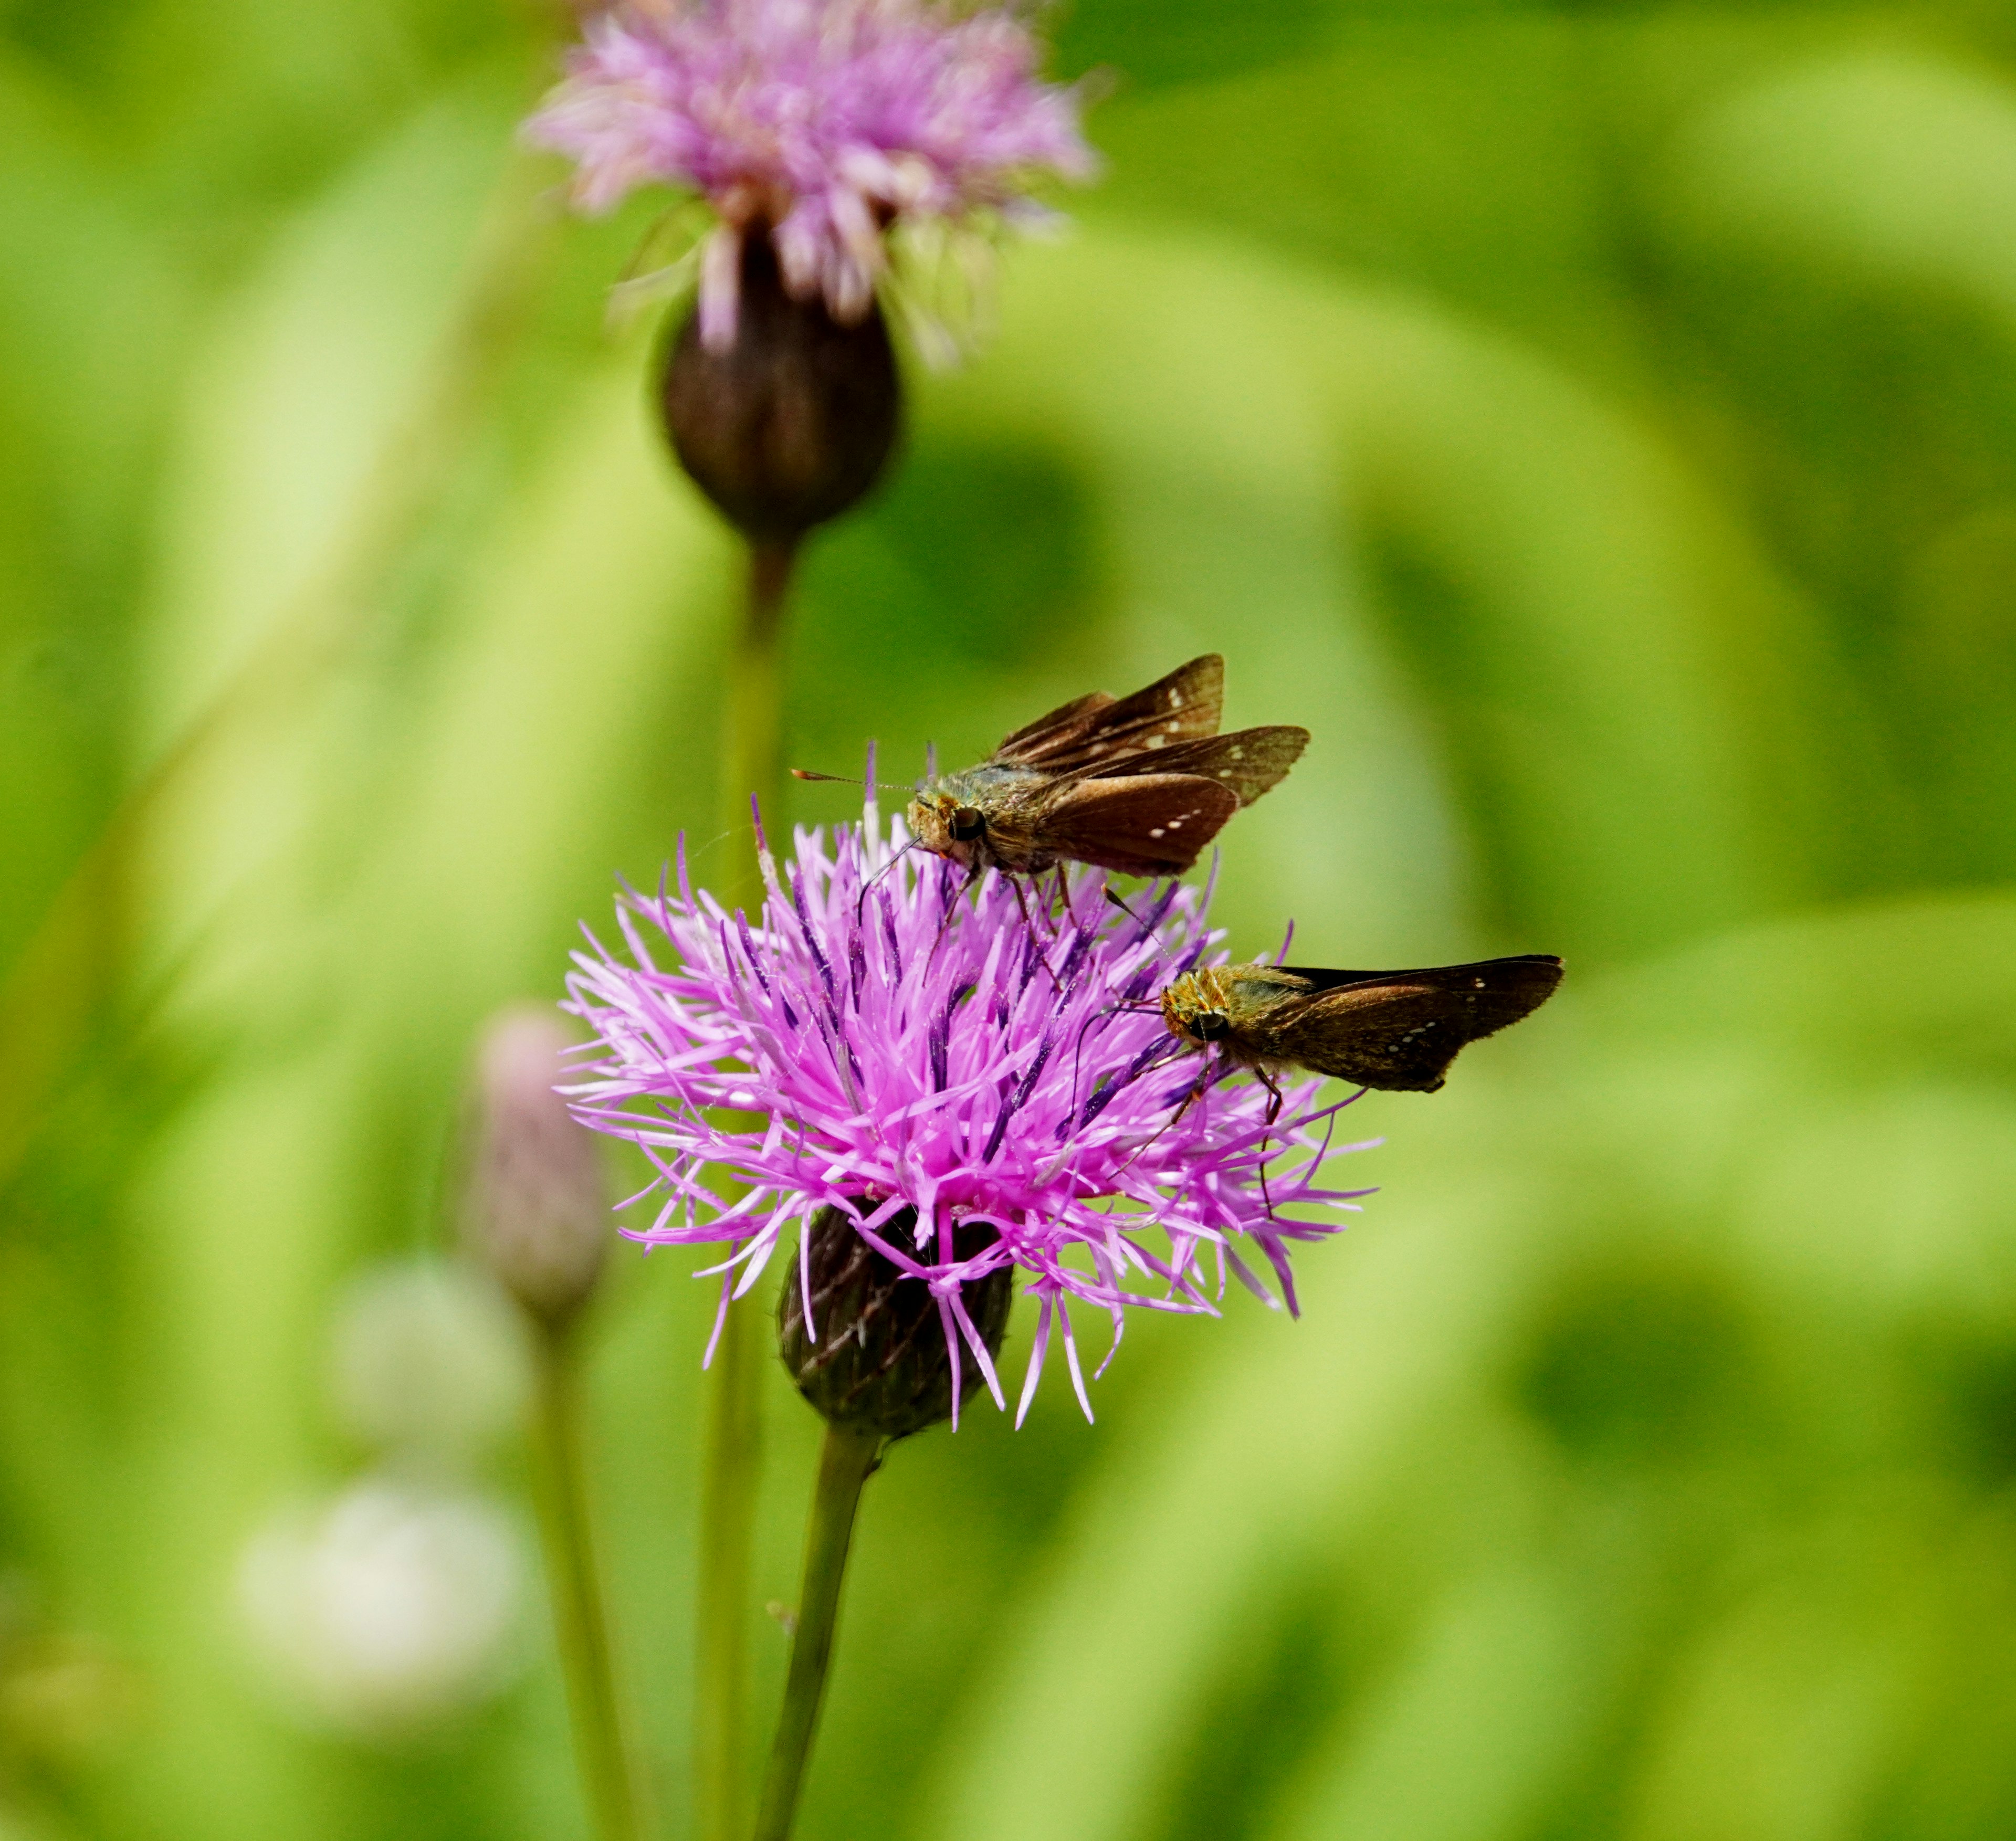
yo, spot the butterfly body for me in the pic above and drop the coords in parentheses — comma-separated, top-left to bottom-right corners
(905, 654, 1308, 879)
(1161, 955, 1564, 1093)
(908, 764, 1069, 875)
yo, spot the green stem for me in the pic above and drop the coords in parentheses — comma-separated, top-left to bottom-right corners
(693, 1295, 762, 1841)
(722, 541, 796, 852)
(532, 1324, 646, 1841)
(752, 1425, 881, 1841)
(694, 538, 797, 1841)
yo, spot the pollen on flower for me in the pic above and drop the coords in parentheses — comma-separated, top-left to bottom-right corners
(561, 781, 1374, 1429)
(523, 0, 1096, 355)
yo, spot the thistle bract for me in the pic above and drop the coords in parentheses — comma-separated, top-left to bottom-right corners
(778, 1202, 1014, 1438)
(563, 787, 1371, 1427)
(658, 231, 901, 543)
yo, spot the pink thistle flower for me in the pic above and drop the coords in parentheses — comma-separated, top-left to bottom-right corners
(562, 779, 1373, 1428)
(524, 0, 1096, 354)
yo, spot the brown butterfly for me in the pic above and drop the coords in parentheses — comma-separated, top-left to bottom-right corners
(1159, 955, 1564, 1102)
(903, 655, 1308, 879)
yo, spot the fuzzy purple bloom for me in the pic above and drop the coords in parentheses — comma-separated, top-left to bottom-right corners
(563, 780, 1372, 1425)
(525, 0, 1095, 351)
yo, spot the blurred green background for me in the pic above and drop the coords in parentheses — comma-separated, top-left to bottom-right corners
(8, 1, 2016, 1836)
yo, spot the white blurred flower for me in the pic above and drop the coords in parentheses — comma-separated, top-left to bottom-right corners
(237, 1478, 524, 1735)
(329, 1260, 528, 1471)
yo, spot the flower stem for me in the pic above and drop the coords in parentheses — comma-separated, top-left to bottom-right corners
(723, 541, 796, 847)
(752, 1424, 881, 1841)
(530, 1323, 646, 1841)
(695, 538, 797, 1841)
(694, 1296, 762, 1841)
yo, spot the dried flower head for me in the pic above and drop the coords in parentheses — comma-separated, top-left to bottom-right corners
(525, 0, 1096, 356)
(563, 777, 1371, 1430)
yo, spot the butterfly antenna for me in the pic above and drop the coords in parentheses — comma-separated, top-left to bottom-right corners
(1102, 887, 1143, 925)
(793, 767, 910, 791)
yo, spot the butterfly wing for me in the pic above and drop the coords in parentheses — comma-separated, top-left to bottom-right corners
(1268, 956, 1563, 995)
(991, 655, 1225, 771)
(1244, 956, 1563, 1091)
(990, 690, 1114, 762)
(1090, 724, 1309, 806)
(1034, 774, 1240, 875)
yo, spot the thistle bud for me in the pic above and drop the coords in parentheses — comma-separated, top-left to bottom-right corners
(659, 231, 901, 546)
(464, 1009, 610, 1331)
(778, 1204, 1013, 1440)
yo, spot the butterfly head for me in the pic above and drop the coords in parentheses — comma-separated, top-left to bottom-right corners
(1159, 966, 1238, 1050)
(906, 789, 989, 866)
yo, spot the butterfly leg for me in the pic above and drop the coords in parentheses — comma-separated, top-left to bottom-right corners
(1110, 1057, 1208, 1187)
(1253, 1065, 1286, 1219)
(925, 862, 986, 971)
(1006, 872, 1038, 940)
(1006, 874, 1063, 990)
(1257, 1066, 1285, 1130)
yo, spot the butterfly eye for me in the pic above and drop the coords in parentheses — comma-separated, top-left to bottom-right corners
(949, 806, 986, 841)
(1192, 1012, 1232, 1043)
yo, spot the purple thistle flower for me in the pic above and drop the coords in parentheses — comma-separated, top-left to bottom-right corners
(524, 0, 1096, 353)
(563, 780, 1374, 1428)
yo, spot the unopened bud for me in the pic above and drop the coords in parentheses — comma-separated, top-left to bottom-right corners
(464, 1009, 610, 1330)
(778, 1204, 1012, 1440)
(660, 232, 901, 545)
